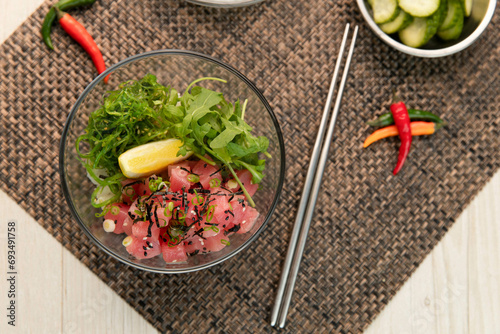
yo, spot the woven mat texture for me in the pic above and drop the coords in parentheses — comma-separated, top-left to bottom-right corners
(1, 0, 499, 332)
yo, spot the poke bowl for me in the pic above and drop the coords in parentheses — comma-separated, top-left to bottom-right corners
(60, 50, 285, 274)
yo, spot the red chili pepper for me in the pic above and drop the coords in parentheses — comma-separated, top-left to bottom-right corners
(55, 7, 109, 84)
(390, 98, 412, 175)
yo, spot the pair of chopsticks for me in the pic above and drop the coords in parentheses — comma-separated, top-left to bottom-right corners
(270, 24, 359, 328)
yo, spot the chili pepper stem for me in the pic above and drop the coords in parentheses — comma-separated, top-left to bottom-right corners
(435, 121, 447, 129)
(54, 6, 65, 19)
(392, 91, 402, 104)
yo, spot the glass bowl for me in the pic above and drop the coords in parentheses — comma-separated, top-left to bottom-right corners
(59, 50, 285, 274)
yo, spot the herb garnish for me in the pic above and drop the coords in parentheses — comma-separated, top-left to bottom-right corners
(77, 74, 270, 208)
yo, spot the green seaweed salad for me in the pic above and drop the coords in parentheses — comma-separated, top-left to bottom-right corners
(77, 74, 271, 208)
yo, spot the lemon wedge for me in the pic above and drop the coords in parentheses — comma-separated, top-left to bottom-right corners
(118, 139, 192, 178)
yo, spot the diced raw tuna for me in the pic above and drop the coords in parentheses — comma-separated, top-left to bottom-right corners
(184, 236, 207, 255)
(105, 159, 262, 263)
(154, 204, 171, 229)
(236, 206, 260, 234)
(125, 236, 161, 259)
(235, 169, 258, 197)
(128, 198, 144, 222)
(121, 179, 144, 205)
(192, 159, 222, 190)
(210, 188, 235, 227)
(183, 216, 220, 240)
(181, 193, 198, 226)
(200, 221, 220, 238)
(167, 162, 191, 175)
(167, 160, 196, 175)
(223, 198, 259, 234)
(121, 217, 133, 236)
(169, 165, 193, 192)
(161, 240, 188, 263)
(203, 233, 229, 253)
(132, 220, 160, 240)
(182, 224, 199, 241)
(104, 203, 130, 234)
(158, 227, 169, 243)
(180, 194, 214, 235)
(123, 175, 164, 204)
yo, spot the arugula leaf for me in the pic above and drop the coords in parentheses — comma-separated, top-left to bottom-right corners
(234, 159, 266, 184)
(233, 99, 242, 118)
(209, 127, 243, 149)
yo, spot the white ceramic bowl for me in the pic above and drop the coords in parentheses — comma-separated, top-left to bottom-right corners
(186, 0, 264, 8)
(357, 0, 496, 57)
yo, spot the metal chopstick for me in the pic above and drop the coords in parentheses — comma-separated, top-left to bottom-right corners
(272, 24, 359, 328)
(269, 24, 351, 327)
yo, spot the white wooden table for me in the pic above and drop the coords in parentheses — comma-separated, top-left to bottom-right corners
(0, 1, 499, 332)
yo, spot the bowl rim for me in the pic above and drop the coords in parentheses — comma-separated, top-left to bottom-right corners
(185, 0, 264, 7)
(356, 0, 497, 58)
(59, 49, 286, 274)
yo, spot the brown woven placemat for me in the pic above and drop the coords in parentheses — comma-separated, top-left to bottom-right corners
(1, 0, 499, 332)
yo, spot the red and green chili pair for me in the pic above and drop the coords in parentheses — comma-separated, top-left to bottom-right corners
(364, 98, 446, 175)
(41, 1, 109, 83)
(41, 0, 96, 50)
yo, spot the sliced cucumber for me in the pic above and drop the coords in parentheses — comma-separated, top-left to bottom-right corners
(398, 1, 444, 47)
(379, 10, 414, 34)
(399, 18, 431, 47)
(439, 0, 462, 31)
(462, 0, 473, 16)
(437, 0, 448, 27)
(399, 0, 440, 17)
(437, 11, 464, 39)
(373, 0, 399, 24)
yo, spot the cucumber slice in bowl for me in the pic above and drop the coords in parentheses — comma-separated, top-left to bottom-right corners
(379, 10, 414, 34)
(438, 11, 464, 39)
(373, 0, 399, 24)
(398, 0, 445, 47)
(399, 0, 440, 17)
(462, 0, 473, 16)
(439, 0, 462, 31)
(398, 18, 432, 47)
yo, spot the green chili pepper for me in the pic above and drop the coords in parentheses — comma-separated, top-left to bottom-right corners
(367, 109, 444, 127)
(41, 0, 97, 50)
